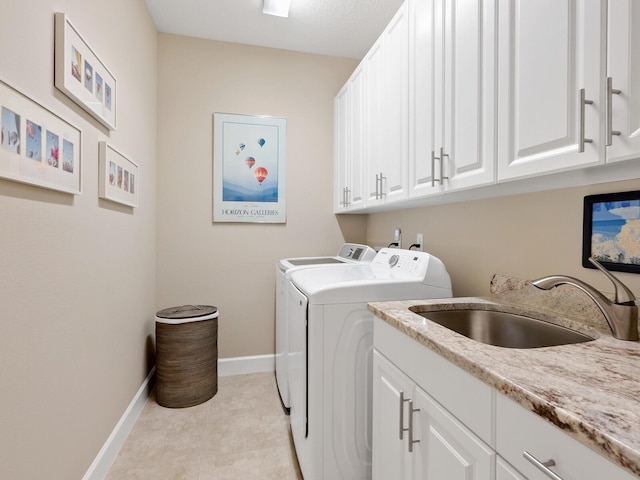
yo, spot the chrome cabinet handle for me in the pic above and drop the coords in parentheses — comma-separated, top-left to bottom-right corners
(523, 451, 564, 480)
(439, 147, 449, 184)
(375, 172, 386, 199)
(431, 149, 449, 186)
(399, 391, 409, 439)
(407, 400, 420, 453)
(431, 150, 440, 187)
(340, 187, 350, 207)
(579, 88, 594, 153)
(606, 77, 621, 146)
(375, 174, 379, 199)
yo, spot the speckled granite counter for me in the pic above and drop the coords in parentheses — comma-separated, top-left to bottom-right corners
(367, 274, 640, 478)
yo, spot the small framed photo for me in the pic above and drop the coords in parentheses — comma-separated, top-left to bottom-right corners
(582, 190, 640, 273)
(0, 78, 81, 194)
(98, 142, 138, 207)
(54, 13, 117, 130)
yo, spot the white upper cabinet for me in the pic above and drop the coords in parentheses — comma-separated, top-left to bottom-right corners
(365, 1, 409, 207)
(606, 0, 640, 163)
(409, 0, 496, 198)
(497, 0, 607, 181)
(334, 0, 639, 213)
(334, 65, 366, 212)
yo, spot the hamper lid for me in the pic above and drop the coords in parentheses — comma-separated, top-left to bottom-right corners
(156, 305, 218, 323)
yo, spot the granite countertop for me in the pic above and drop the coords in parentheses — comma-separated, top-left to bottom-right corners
(367, 274, 640, 478)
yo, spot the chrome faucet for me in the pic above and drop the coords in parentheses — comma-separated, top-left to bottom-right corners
(531, 257, 638, 341)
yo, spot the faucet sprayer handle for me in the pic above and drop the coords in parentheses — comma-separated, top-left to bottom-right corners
(588, 257, 636, 305)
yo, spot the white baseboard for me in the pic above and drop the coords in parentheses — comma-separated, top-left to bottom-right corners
(218, 354, 275, 376)
(82, 367, 155, 480)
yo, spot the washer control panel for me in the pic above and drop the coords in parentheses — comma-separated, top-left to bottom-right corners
(370, 248, 432, 280)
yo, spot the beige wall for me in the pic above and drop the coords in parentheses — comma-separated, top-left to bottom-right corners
(156, 34, 365, 358)
(0, 1, 157, 479)
(366, 178, 640, 298)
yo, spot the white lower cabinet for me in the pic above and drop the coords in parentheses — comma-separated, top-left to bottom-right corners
(373, 350, 494, 480)
(372, 317, 639, 480)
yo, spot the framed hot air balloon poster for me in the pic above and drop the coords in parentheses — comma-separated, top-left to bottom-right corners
(54, 13, 117, 130)
(213, 113, 286, 223)
(0, 78, 82, 194)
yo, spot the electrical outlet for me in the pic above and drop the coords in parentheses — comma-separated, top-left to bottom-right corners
(393, 228, 402, 248)
(416, 233, 424, 251)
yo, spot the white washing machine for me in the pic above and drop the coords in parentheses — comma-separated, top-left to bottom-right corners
(287, 248, 452, 480)
(275, 243, 377, 409)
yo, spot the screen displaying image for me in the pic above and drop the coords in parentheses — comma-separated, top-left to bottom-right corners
(591, 199, 640, 265)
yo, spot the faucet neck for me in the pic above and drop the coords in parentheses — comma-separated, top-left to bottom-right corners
(588, 257, 636, 304)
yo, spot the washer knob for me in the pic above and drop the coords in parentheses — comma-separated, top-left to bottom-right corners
(389, 254, 399, 267)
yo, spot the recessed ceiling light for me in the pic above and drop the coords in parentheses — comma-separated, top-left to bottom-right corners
(263, 0, 291, 17)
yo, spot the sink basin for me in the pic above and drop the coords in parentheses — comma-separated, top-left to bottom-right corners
(410, 308, 594, 349)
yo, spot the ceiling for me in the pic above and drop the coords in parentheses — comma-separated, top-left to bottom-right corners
(144, 0, 405, 59)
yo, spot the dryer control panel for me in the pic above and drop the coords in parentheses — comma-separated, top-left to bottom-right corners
(337, 243, 377, 262)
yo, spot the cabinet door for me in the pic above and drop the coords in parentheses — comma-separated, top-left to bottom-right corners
(334, 84, 350, 213)
(364, 38, 386, 206)
(381, 0, 409, 203)
(372, 351, 412, 480)
(408, 0, 442, 197)
(334, 66, 366, 213)
(497, 0, 606, 181)
(411, 386, 495, 480)
(606, 0, 640, 163)
(442, 0, 496, 191)
(409, 0, 495, 198)
(497, 457, 527, 480)
(365, 1, 409, 206)
(349, 65, 366, 209)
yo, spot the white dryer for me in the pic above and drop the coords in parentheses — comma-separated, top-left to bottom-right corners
(287, 248, 452, 480)
(275, 243, 376, 409)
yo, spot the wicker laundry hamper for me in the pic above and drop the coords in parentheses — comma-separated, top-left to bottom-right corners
(155, 305, 218, 408)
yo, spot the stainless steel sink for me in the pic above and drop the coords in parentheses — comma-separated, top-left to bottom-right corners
(410, 308, 594, 349)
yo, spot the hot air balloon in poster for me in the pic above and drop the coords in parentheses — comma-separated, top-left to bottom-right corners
(254, 166, 268, 184)
(258, 138, 265, 147)
(245, 156, 255, 169)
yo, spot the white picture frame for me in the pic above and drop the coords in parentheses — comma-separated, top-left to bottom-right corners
(0, 78, 82, 195)
(54, 12, 117, 130)
(98, 142, 138, 207)
(213, 113, 286, 223)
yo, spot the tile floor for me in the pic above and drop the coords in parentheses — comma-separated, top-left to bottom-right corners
(105, 372, 303, 479)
